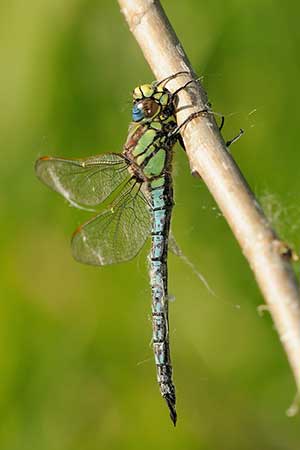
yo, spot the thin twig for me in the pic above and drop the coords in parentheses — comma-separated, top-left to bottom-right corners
(118, 0, 300, 396)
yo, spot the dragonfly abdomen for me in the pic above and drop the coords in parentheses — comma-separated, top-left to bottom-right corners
(149, 175, 176, 425)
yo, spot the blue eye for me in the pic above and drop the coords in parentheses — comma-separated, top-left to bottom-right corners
(132, 104, 144, 122)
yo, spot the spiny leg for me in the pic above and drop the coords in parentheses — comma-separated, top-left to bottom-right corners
(176, 112, 244, 149)
(219, 115, 225, 131)
(171, 77, 201, 98)
(155, 71, 191, 89)
(177, 133, 186, 151)
(218, 115, 244, 147)
(226, 128, 244, 147)
(173, 109, 209, 152)
(162, 74, 244, 149)
(170, 109, 209, 138)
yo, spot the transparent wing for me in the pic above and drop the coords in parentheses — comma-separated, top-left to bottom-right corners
(35, 153, 130, 208)
(71, 181, 151, 265)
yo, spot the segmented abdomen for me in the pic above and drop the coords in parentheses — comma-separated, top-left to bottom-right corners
(149, 174, 177, 425)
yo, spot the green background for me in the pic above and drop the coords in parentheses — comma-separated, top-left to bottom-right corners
(1, 0, 300, 448)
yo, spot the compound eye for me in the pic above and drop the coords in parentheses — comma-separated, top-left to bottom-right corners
(132, 102, 144, 122)
(143, 98, 159, 117)
(132, 99, 160, 122)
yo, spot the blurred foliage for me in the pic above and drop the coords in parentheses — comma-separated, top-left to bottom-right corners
(1, 0, 300, 448)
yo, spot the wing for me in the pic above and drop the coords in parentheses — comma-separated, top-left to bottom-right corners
(71, 181, 151, 265)
(35, 153, 130, 208)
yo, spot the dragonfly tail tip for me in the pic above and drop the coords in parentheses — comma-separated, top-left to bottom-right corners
(170, 407, 177, 426)
(164, 393, 177, 426)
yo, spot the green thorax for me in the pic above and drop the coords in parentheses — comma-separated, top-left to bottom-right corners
(123, 82, 178, 182)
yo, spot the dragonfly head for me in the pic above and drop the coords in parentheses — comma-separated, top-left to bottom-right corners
(132, 83, 173, 123)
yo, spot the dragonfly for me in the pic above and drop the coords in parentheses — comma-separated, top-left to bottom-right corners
(35, 71, 209, 426)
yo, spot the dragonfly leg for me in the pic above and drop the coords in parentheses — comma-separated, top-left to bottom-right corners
(177, 133, 186, 151)
(170, 109, 209, 138)
(155, 71, 190, 88)
(218, 115, 244, 147)
(173, 110, 208, 180)
(226, 128, 244, 147)
(171, 78, 200, 98)
(219, 115, 225, 131)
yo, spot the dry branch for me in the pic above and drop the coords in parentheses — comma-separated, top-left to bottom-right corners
(118, 0, 300, 399)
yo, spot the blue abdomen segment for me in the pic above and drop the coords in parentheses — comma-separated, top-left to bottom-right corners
(149, 180, 176, 424)
(152, 209, 166, 234)
(151, 187, 165, 209)
(153, 315, 167, 343)
(153, 342, 168, 364)
(152, 235, 164, 259)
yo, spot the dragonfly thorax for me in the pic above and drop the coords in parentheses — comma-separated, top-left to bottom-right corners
(123, 81, 179, 182)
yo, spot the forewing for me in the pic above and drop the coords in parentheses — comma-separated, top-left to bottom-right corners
(71, 182, 151, 265)
(35, 153, 129, 208)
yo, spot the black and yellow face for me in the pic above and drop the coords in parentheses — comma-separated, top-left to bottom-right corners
(132, 83, 174, 123)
